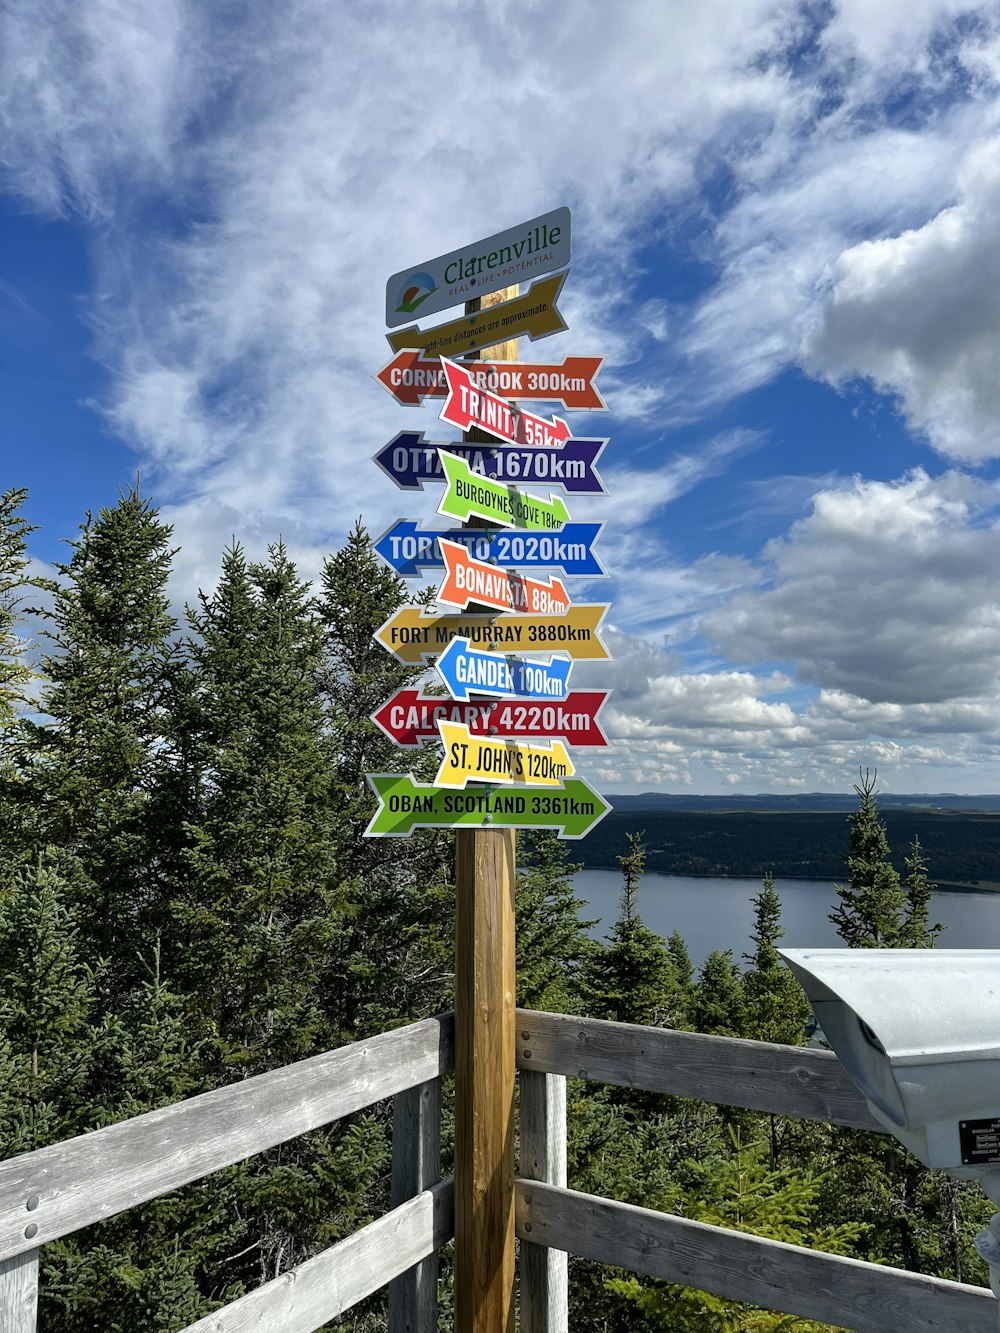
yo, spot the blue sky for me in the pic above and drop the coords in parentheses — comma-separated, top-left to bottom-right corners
(4, 0, 1000, 795)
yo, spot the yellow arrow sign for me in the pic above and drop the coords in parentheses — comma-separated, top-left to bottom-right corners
(386, 273, 568, 358)
(436, 720, 575, 789)
(373, 604, 611, 664)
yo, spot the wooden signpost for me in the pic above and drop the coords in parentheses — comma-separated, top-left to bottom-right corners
(368, 211, 609, 1330)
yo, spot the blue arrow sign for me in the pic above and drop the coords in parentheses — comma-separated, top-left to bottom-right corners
(372, 431, 608, 496)
(373, 520, 607, 578)
(436, 637, 572, 702)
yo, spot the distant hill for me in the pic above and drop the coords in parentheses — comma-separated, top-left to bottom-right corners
(578, 806, 1000, 887)
(606, 792, 1000, 813)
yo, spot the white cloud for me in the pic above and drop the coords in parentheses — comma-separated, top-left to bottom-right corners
(703, 468, 1000, 704)
(805, 141, 1000, 462)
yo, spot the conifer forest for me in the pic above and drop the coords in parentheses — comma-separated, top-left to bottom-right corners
(0, 484, 993, 1331)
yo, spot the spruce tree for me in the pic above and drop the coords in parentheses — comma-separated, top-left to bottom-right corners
(742, 873, 810, 1046)
(580, 833, 684, 1028)
(829, 768, 907, 947)
(515, 829, 597, 1012)
(11, 486, 178, 989)
(899, 835, 942, 947)
(689, 950, 747, 1038)
(0, 487, 35, 731)
(171, 539, 342, 1073)
(316, 520, 453, 1032)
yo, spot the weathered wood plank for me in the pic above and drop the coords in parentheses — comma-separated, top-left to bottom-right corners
(516, 1010, 884, 1131)
(388, 1079, 442, 1333)
(519, 1070, 567, 1333)
(516, 1181, 998, 1333)
(180, 1178, 454, 1333)
(0, 1013, 454, 1264)
(454, 826, 516, 1333)
(0, 1249, 38, 1333)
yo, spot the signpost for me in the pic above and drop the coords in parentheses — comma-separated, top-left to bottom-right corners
(435, 722, 574, 789)
(371, 431, 608, 495)
(364, 772, 611, 838)
(369, 210, 611, 1330)
(374, 603, 611, 664)
(385, 206, 570, 326)
(373, 519, 607, 578)
(437, 452, 571, 529)
(375, 350, 606, 411)
(435, 637, 572, 701)
(386, 272, 567, 357)
(371, 687, 611, 748)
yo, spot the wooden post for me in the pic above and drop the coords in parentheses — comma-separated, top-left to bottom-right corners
(519, 1069, 568, 1332)
(0, 1248, 39, 1333)
(454, 289, 519, 1333)
(389, 1078, 442, 1333)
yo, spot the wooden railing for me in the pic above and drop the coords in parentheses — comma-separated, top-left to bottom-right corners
(0, 1013, 455, 1333)
(515, 1011, 1000, 1333)
(0, 1009, 997, 1332)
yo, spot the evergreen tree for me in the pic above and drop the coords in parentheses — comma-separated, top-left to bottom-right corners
(11, 487, 178, 990)
(170, 539, 342, 1073)
(316, 521, 453, 1033)
(516, 829, 596, 1012)
(742, 873, 810, 1046)
(606, 1126, 865, 1332)
(580, 833, 684, 1028)
(0, 487, 35, 730)
(689, 949, 747, 1038)
(899, 835, 942, 947)
(829, 768, 907, 947)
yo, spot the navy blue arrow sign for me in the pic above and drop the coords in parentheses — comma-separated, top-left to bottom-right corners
(436, 637, 572, 702)
(373, 519, 607, 578)
(372, 431, 608, 495)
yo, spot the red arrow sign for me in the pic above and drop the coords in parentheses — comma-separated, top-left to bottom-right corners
(372, 689, 611, 747)
(438, 538, 569, 614)
(374, 350, 606, 411)
(439, 357, 570, 448)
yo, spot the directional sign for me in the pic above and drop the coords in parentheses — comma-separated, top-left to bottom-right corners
(373, 605, 611, 664)
(364, 773, 610, 839)
(371, 688, 611, 748)
(438, 540, 569, 614)
(436, 721, 574, 790)
(438, 452, 570, 530)
(439, 358, 570, 448)
(385, 207, 571, 327)
(372, 433, 608, 496)
(375, 351, 606, 412)
(435, 637, 571, 702)
(386, 273, 568, 358)
(373, 520, 607, 578)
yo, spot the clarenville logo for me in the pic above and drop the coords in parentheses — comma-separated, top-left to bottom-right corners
(395, 270, 438, 315)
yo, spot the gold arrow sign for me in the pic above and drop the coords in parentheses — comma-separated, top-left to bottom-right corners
(435, 721, 575, 789)
(386, 273, 568, 358)
(373, 604, 611, 664)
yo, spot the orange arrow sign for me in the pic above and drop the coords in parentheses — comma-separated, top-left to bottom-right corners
(437, 538, 570, 614)
(374, 351, 607, 410)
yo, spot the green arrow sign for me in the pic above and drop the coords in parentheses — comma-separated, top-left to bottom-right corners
(363, 773, 610, 839)
(438, 451, 571, 531)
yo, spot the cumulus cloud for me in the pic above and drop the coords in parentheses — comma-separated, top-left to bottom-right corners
(702, 469, 1000, 704)
(805, 141, 1000, 462)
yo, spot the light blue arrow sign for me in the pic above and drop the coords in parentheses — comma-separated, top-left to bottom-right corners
(436, 637, 572, 703)
(373, 520, 606, 578)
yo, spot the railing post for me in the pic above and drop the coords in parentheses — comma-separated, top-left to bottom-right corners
(389, 1079, 442, 1333)
(519, 1067, 568, 1332)
(0, 1249, 39, 1332)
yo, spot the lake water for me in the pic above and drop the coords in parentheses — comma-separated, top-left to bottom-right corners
(572, 870, 1000, 966)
